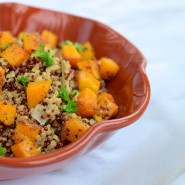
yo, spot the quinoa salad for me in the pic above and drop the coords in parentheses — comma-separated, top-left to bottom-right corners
(0, 30, 120, 158)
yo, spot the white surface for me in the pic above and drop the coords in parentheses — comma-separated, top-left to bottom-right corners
(0, 0, 185, 184)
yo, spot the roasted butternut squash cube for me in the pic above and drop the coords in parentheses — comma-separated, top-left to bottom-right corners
(41, 30, 58, 48)
(61, 117, 90, 142)
(94, 96, 118, 121)
(0, 67, 5, 95)
(77, 88, 97, 117)
(79, 42, 95, 61)
(18, 32, 30, 40)
(62, 45, 81, 68)
(0, 43, 30, 67)
(77, 60, 100, 80)
(12, 132, 27, 144)
(12, 119, 40, 142)
(76, 71, 100, 94)
(23, 33, 42, 53)
(0, 101, 16, 125)
(97, 92, 116, 104)
(0, 31, 15, 48)
(11, 139, 40, 158)
(99, 57, 120, 80)
(26, 80, 52, 108)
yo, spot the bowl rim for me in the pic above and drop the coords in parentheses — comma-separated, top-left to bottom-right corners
(0, 2, 151, 167)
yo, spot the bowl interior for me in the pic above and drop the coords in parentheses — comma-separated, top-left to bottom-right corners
(0, 3, 148, 118)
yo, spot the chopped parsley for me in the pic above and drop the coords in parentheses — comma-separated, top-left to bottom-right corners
(0, 144, 6, 156)
(62, 100, 77, 113)
(59, 86, 69, 101)
(60, 40, 73, 48)
(16, 76, 28, 88)
(32, 44, 54, 67)
(60, 40, 84, 51)
(71, 90, 79, 97)
(58, 86, 78, 113)
(74, 42, 83, 51)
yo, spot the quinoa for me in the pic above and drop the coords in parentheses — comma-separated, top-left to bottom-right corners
(0, 31, 119, 157)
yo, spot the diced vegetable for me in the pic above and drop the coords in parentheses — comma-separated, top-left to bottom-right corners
(0, 101, 16, 125)
(12, 119, 40, 142)
(77, 60, 100, 80)
(26, 80, 52, 108)
(31, 104, 50, 125)
(97, 92, 116, 104)
(61, 117, 90, 142)
(18, 32, 29, 40)
(0, 67, 5, 95)
(79, 42, 95, 61)
(41, 30, 58, 48)
(94, 95, 118, 121)
(76, 71, 100, 94)
(23, 32, 42, 53)
(62, 45, 81, 68)
(99, 57, 120, 80)
(11, 139, 40, 158)
(0, 43, 30, 67)
(0, 31, 15, 49)
(76, 88, 97, 117)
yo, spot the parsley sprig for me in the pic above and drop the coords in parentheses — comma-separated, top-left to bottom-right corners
(0, 144, 6, 156)
(32, 44, 54, 67)
(16, 76, 28, 88)
(60, 40, 83, 51)
(58, 86, 78, 113)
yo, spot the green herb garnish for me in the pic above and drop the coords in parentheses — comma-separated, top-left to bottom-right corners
(59, 86, 69, 100)
(60, 40, 73, 48)
(62, 100, 78, 113)
(71, 90, 79, 97)
(16, 76, 28, 88)
(60, 40, 83, 51)
(74, 42, 83, 51)
(58, 86, 78, 113)
(0, 144, 6, 156)
(32, 44, 54, 67)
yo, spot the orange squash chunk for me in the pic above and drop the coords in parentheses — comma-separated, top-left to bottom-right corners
(0, 43, 30, 67)
(0, 31, 15, 48)
(23, 33, 42, 53)
(12, 119, 40, 143)
(41, 30, 58, 48)
(94, 96, 118, 121)
(11, 139, 40, 158)
(99, 57, 120, 80)
(76, 71, 100, 94)
(77, 88, 97, 118)
(97, 92, 115, 104)
(79, 42, 95, 61)
(77, 60, 100, 80)
(26, 80, 52, 108)
(0, 101, 16, 125)
(62, 45, 81, 68)
(0, 67, 5, 95)
(61, 117, 90, 142)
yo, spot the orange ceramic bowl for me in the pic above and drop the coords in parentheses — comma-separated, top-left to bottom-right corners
(0, 3, 150, 180)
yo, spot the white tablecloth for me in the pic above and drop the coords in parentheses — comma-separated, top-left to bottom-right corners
(0, 0, 185, 184)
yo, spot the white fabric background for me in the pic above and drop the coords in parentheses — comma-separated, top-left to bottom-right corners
(0, 0, 185, 184)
